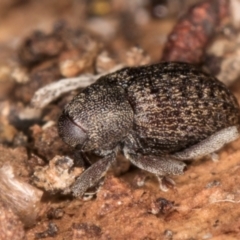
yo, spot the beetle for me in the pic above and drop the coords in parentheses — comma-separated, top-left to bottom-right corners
(58, 62, 240, 197)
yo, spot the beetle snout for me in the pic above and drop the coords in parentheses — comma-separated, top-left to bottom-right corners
(58, 113, 87, 148)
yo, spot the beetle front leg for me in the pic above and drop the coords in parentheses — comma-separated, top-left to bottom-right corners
(124, 151, 186, 191)
(71, 154, 116, 197)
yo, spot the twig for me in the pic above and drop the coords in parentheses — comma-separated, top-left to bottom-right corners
(30, 64, 124, 109)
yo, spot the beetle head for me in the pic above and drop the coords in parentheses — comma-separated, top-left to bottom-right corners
(58, 112, 87, 149)
(58, 82, 133, 152)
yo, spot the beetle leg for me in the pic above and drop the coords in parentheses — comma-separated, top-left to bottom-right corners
(73, 151, 89, 168)
(125, 153, 186, 176)
(157, 176, 176, 192)
(173, 126, 239, 160)
(71, 154, 116, 197)
(124, 152, 186, 191)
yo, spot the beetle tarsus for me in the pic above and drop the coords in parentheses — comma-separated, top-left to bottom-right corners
(157, 176, 176, 192)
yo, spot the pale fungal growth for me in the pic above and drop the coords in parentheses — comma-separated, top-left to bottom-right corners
(32, 155, 83, 194)
(0, 164, 43, 227)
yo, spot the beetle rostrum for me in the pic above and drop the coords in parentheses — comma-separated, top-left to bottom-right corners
(58, 62, 240, 197)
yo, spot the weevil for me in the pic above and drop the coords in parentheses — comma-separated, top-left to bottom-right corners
(58, 62, 240, 197)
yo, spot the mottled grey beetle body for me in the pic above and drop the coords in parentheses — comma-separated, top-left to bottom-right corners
(58, 62, 240, 197)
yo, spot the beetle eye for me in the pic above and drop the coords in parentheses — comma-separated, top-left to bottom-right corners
(58, 114, 87, 148)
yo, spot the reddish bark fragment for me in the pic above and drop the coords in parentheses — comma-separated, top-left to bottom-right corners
(161, 0, 230, 64)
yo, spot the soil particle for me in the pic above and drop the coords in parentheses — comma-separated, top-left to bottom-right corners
(0, 202, 25, 240)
